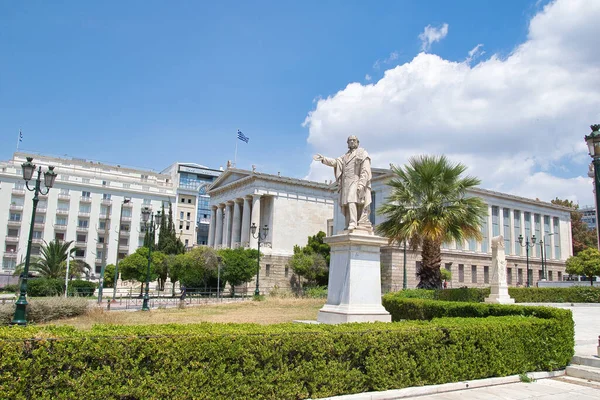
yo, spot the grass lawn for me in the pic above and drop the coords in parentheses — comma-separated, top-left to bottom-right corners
(47, 297, 326, 329)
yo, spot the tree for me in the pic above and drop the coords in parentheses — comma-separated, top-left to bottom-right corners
(551, 198, 597, 255)
(176, 246, 219, 290)
(157, 202, 185, 255)
(377, 155, 487, 289)
(166, 254, 187, 295)
(218, 248, 259, 296)
(289, 248, 328, 286)
(103, 264, 116, 288)
(566, 247, 600, 285)
(119, 247, 166, 294)
(305, 231, 331, 266)
(14, 240, 75, 279)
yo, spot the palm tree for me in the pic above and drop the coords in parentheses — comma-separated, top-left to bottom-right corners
(377, 155, 487, 289)
(14, 240, 76, 279)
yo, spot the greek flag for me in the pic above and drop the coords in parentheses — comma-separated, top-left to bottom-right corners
(19, 130, 23, 142)
(237, 129, 249, 143)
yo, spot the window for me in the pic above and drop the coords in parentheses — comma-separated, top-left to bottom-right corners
(141, 174, 149, 182)
(181, 198, 185, 203)
(534, 214, 542, 255)
(503, 208, 510, 251)
(491, 206, 500, 236)
(99, 220, 108, 230)
(100, 206, 109, 215)
(179, 224, 183, 230)
(56, 216, 67, 226)
(507, 268, 513, 285)
(102, 180, 109, 187)
(266, 264, 271, 277)
(553, 217, 561, 259)
(33, 231, 43, 239)
(95, 265, 102, 274)
(78, 219, 89, 228)
(5, 244, 17, 253)
(484, 266, 489, 284)
(120, 224, 130, 232)
(143, 199, 151, 205)
(55, 232, 65, 241)
(187, 212, 191, 220)
(82, 191, 91, 198)
(119, 238, 128, 246)
(548, 270, 553, 281)
(186, 224, 190, 231)
(98, 236, 105, 244)
(513, 210, 521, 256)
(184, 239, 189, 247)
(468, 237, 476, 251)
(34, 215, 44, 223)
(180, 211, 184, 219)
(471, 265, 478, 283)
(458, 264, 464, 283)
(31, 246, 40, 255)
(558, 271, 562, 281)
(480, 216, 489, 253)
(57, 201, 69, 211)
(3, 258, 17, 270)
(60, 188, 69, 195)
(103, 193, 111, 200)
(444, 263, 452, 275)
(543, 215, 551, 258)
(188, 199, 192, 204)
(455, 239, 463, 250)
(9, 212, 21, 221)
(76, 234, 86, 243)
(122, 208, 132, 218)
(75, 249, 85, 257)
(10, 197, 24, 206)
(79, 204, 91, 213)
(538, 270, 543, 281)
(518, 269, 523, 285)
(7, 228, 19, 237)
(285, 266, 289, 277)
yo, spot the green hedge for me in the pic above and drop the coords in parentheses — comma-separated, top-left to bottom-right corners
(0, 306, 574, 399)
(67, 280, 97, 297)
(395, 287, 600, 303)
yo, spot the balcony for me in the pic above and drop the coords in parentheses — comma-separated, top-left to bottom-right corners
(97, 228, 107, 235)
(118, 244, 129, 252)
(54, 224, 67, 231)
(3, 252, 18, 259)
(73, 255, 86, 261)
(101, 199, 112, 206)
(121, 216, 132, 222)
(33, 223, 44, 230)
(80, 196, 92, 203)
(95, 258, 103, 265)
(75, 241, 87, 248)
(96, 242, 105, 249)
(5, 236, 19, 243)
(78, 212, 91, 218)
(32, 238, 43, 245)
(11, 188, 25, 196)
(56, 209, 69, 215)
(38, 193, 48, 199)
(58, 193, 70, 200)
(119, 230, 130, 237)
(76, 226, 89, 232)
(99, 213, 110, 220)
(36, 207, 47, 214)
(9, 204, 23, 211)
(7, 220, 22, 227)
(122, 202, 133, 208)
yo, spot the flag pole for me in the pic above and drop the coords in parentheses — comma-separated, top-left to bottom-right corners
(16, 129, 21, 152)
(234, 129, 238, 168)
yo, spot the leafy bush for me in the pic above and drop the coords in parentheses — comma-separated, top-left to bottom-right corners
(430, 287, 600, 303)
(303, 285, 328, 299)
(435, 287, 488, 302)
(0, 297, 90, 325)
(27, 278, 65, 297)
(67, 280, 97, 297)
(0, 308, 573, 399)
(392, 289, 436, 299)
(0, 284, 18, 293)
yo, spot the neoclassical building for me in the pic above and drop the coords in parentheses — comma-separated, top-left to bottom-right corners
(207, 166, 573, 293)
(206, 168, 334, 290)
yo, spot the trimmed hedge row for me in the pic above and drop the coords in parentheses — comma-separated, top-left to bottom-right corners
(394, 287, 600, 303)
(0, 303, 574, 399)
(25, 278, 97, 297)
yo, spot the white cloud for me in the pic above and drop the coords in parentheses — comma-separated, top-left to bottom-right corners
(303, 0, 600, 205)
(465, 44, 485, 63)
(373, 51, 400, 69)
(419, 23, 449, 52)
(365, 74, 372, 81)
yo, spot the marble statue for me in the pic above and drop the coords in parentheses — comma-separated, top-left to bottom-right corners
(485, 235, 515, 304)
(314, 135, 372, 231)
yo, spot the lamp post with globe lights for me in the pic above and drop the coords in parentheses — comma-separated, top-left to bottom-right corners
(250, 223, 268, 296)
(141, 206, 161, 311)
(585, 124, 600, 249)
(518, 234, 536, 288)
(11, 157, 57, 325)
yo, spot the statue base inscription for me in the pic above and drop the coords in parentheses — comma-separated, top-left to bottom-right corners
(317, 230, 391, 324)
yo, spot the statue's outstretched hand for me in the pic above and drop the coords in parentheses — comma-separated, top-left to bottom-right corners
(313, 154, 324, 162)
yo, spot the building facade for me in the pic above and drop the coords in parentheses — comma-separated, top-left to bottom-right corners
(161, 162, 222, 248)
(0, 152, 175, 276)
(206, 167, 334, 291)
(207, 167, 573, 293)
(579, 206, 596, 231)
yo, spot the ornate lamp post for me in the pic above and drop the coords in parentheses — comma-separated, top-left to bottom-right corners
(518, 234, 536, 287)
(539, 232, 555, 281)
(11, 157, 57, 325)
(585, 124, 600, 249)
(250, 223, 268, 296)
(141, 206, 161, 311)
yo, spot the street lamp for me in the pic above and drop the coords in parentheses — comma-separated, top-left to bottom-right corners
(250, 222, 269, 296)
(112, 197, 131, 302)
(518, 234, 536, 288)
(141, 206, 161, 311)
(585, 124, 600, 249)
(11, 157, 57, 325)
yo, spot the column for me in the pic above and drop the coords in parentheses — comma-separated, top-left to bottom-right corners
(549, 218, 555, 260)
(207, 206, 217, 247)
(249, 194, 261, 249)
(231, 200, 242, 247)
(241, 196, 251, 247)
(223, 202, 232, 248)
(509, 208, 515, 256)
(487, 205, 493, 251)
(214, 205, 224, 247)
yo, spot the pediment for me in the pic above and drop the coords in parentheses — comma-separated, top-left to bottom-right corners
(208, 169, 252, 192)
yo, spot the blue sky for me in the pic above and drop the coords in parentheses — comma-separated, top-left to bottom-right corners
(2, 0, 598, 204)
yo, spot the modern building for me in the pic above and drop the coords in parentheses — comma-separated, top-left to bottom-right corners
(579, 206, 596, 230)
(207, 166, 573, 293)
(160, 162, 222, 248)
(0, 152, 175, 275)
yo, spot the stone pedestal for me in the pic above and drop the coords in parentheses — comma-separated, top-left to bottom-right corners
(484, 235, 515, 304)
(317, 230, 391, 324)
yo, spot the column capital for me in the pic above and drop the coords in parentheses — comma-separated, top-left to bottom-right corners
(218, 203, 227, 209)
(252, 193, 262, 199)
(211, 205, 218, 210)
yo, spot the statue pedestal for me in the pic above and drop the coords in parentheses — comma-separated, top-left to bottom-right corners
(484, 235, 515, 304)
(317, 230, 391, 324)
(484, 283, 515, 304)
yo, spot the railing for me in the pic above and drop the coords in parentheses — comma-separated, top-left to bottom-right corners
(78, 212, 91, 217)
(80, 196, 92, 203)
(58, 193, 70, 200)
(121, 216, 132, 222)
(75, 241, 87, 247)
(11, 188, 25, 196)
(7, 220, 22, 226)
(33, 222, 44, 229)
(76, 226, 89, 232)
(4, 253, 18, 259)
(9, 204, 23, 211)
(5, 236, 19, 243)
(36, 207, 47, 213)
(56, 209, 69, 215)
(32, 238, 43, 245)
(54, 224, 67, 230)
(101, 199, 112, 205)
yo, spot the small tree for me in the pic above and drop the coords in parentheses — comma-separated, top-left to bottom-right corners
(119, 247, 166, 294)
(218, 248, 259, 296)
(177, 246, 219, 291)
(103, 264, 116, 288)
(289, 247, 328, 286)
(566, 247, 600, 286)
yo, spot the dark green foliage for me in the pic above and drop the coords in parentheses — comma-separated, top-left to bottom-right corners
(157, 202, 185, 255)
(435, 287, 487, 302)
(119, 247, 166, 285)
(14, 240, 77, 279)
(0, 284, 18, 293)
(566, 247, 600, 285)
(176, 246, 219, 289)
(396, 287, 600, 303)
(289, 231, 330, 286)
(392, 289, 436, 299)
(0, 308, 573, 399)
(67, 280, 97, 297)
(27, 278, 65, 297)
(306, 231, 331, 266)
(102, 264, 116, 289)
(218, 247, 259, 293)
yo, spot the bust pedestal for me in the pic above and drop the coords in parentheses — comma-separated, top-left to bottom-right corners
(317, 230, 391, 324)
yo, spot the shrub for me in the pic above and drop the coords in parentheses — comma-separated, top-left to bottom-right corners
(0, 284, 18, 293)
(303, 285, 328, 299)
(0, 309, 573, 399)
(0, 297, 90, 325)
(67, 280, 97, 297)
(392, 289, 436, 299)
(435, 287, 488, 302)
(430, 287, 600, 303)
(27, 278, 65, 297)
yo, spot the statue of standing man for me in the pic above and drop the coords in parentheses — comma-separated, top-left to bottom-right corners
(314, 135, 372, 231)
